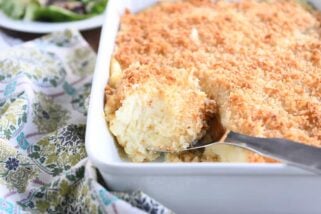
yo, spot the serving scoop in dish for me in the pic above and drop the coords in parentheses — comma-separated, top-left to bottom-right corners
(189, 130, 321, 174)
(148, 115, 321, 174)
(149, 118, 321, 174)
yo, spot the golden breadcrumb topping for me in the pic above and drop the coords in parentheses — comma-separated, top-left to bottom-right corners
(107, 0, 321, 162)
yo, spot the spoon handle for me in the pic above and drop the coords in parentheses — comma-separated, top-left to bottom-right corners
(225, 131, 321, 174)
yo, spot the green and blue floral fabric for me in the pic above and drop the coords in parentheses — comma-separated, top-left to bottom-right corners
(0, 30, 172, 214)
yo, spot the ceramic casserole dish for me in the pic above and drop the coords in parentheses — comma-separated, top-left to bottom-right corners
(86, 0, 321, 213)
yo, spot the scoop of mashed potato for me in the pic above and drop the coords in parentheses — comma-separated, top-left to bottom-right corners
(105, 60, 216, 162)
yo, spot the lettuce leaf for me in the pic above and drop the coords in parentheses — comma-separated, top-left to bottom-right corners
(26, 5, 91, 22)
(0, 0, 38, 20)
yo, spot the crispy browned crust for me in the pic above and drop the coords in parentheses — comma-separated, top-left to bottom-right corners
(109, 0, 321, 162)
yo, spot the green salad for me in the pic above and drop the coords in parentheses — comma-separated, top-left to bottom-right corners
(0, 0, 108, 22)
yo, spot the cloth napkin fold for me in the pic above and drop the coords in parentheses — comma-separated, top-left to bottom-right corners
(0, 30, 172, 214)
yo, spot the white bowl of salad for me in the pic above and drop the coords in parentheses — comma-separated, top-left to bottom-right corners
(0, 0, 108, 33)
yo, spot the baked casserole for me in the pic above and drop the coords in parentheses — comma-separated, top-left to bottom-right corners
(104, 0, 321, 162)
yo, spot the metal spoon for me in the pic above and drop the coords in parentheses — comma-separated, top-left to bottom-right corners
(158, 117, 321, 174)
(190, 130, 321, 174)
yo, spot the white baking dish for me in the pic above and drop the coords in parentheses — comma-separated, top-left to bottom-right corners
(86, 1, 321, 213)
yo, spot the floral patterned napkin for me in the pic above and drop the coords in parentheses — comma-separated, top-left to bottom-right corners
(0, 30, 172, 214)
